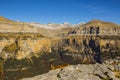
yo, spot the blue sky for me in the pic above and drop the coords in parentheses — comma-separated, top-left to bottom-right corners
(0, 0, 120, 24)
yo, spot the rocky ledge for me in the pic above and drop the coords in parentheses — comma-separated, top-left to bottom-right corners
(21, 62, 120, 80)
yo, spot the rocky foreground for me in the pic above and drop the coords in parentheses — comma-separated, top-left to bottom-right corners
(21, 62, 120, 80)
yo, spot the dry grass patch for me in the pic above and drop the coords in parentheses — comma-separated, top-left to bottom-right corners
(114, 71, 120, 78)
(51, 64, 69, 70)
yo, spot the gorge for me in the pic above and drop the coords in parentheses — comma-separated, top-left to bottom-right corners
(0, 16, 120, 80)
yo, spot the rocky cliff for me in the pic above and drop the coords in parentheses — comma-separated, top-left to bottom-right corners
(69, 20, 120, 35)
(0, 36, 51, 60)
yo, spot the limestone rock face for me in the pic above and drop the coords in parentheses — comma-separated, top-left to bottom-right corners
(16, 38, 51, 60)
(18, 38, 51, 53)
(0, 38, 51, 60)
(54, 35, 120, 64)
(68, 20, 120, 35)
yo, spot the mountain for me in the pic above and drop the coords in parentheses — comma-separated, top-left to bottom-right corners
(29, 22, 73, 29)
(0, 16, 38, 33)
(28, 22, 73, 37)
(0, 17, 120, 37)
(81, 20, 119, 28)
(0, 16, 14, 23)
(68, 20, 120, 35)
(0, 16, 73, 37)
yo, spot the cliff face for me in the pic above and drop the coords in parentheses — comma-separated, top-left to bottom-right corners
(53, 35, 120, 64)
(69, 20, 120, 35)
(17, 38, 51, 60)
(0, 37, 51, 60)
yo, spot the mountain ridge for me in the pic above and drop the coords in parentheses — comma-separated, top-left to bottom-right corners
(0, 16, 120, 37)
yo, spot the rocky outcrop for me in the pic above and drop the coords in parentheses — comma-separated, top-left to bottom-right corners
(0, 37, 51, 60)
(21, 63, 120, 80)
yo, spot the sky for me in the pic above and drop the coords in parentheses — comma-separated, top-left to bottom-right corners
(0, 0, 120, 24)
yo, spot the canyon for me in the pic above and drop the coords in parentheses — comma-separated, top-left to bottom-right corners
(0, 16, 120, 80)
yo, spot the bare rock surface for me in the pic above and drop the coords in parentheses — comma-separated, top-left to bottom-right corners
(21, 63, 119, 80)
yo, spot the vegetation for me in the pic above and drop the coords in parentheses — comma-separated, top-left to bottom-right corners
(114, 71, 120, 78)
(0, 33, 44, 39)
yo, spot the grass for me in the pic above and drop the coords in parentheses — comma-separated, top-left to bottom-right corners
(0, 33, 44, 39)
(50, 64, 69, 70)
(114, 71, 120, 78)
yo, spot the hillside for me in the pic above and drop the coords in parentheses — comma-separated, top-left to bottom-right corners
(81, 20, 119, 28)
(0, 16, 14, 23)
(28, 23, 73, 37)
(0, 16, 38, 33)
(69, 20, 120, 35)
(0, 16, 73, 37)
